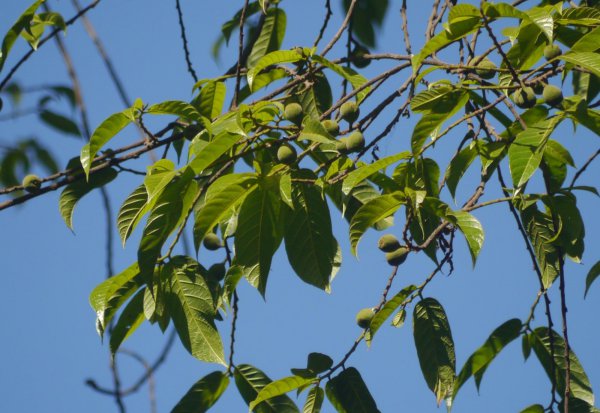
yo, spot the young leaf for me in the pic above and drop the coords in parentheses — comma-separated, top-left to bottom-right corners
(584, 260, 600, 297)
(303, 387, 324, 413)
(171, 371, 229, 413)
(109, 288, 146, 356)
(250, 376, 315, 410)
(165, 256, 225, 365)
(59, 168, 118, 230)
(325, 367, 380, 413)
(234, 364, 300, 413)
(413, 298, 456, 405)
(341, 152, 411, 196)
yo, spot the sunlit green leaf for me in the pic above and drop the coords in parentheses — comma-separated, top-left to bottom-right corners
(109, 288, 146, 356)
(0, 0, 45, 72)
(446, 210, 484, 265)
(303, 387, 324, 413)
(117, 184, 149, 246)
(247, 8, 286, 69)
(366, 285, 416, 345)
(234, 364, 299, 413)
(247, 50, 302, 89)
(250, 376, 315, 410)
(147, 100, 203, 123)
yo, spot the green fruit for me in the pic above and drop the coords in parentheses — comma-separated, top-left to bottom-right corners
(208, 263, 226, 281)
(542, 84, 563, 106)
(339, 101, 359, 124)
(356, 308, 375, 329)
(512, 87, 537, 109)
(346, 131, 365, 153)
(284, 103, 304, 125)
(322, 119, 340, 137)
(203, 233, 223, 250)
(475, 58, 497, 79)
(378, 234, 400, 252)
(385, 247, 409, 266)
(277, 144, 297, 165)
(336, 138, 350, 154)
(22, 174, 41, 192)
(350, 46, 370, 68)
(543, 44, 562, 61)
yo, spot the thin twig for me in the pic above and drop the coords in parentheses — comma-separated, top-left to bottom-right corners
(321, 0, 357, 57)
(313, 0, 333, 48)
(175, 0, 198, 82)
(570, 148, 600, 187)
(232, 0, 251, 109)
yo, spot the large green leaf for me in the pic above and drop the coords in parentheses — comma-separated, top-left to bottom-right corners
(146, 100, 203, 123)
(250, 376, 315, 410)
(552, 194, 585, 262)
(446, 210, 484, 266)
(413, 298, 456, 405)
(571, 25, 600, 52)
(89, 262, 143, 337)
(303, 387, 324, 413)
(165, 256, 225, 365)
(189, 131, 244, 174)
(342, 152, 411, 195)
(234, 183, 282, 296)
(521, 206, 560, 288)
(247, 50, 302, 89)
(247, 8, 286, 69)
(312, 55, 370, 103)
(365, 285, 416, 345)
(584, 260, 600, 298)
(530, 327, 594, 406)
(196, 82, 227, 120)
(325, 367, 380, 413)
(349, 192, 406, 256)
(284, 171, 338, 290)
(234, 364, 299, 413)
(0, 0, 45, 72)
(59, 168, 118, 230)
(117, 184, 149, 246)
(171, 371, 229, 413)
(445, 143, 477, 200)
(109, 288, 146, 356)
(454, 319, 522, 397)
(560, 52, 600, 78)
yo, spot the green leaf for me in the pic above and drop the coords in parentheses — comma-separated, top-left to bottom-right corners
(250, 376, 315, 410)
(171, 371, 229, 413)
(525, 6, 556, 42)
(247, 50, 302, 90)
(234, 364, 300, 413)
(303, 387, 324, 413)
(530, 327, 595, 406)
(165, 256, 225, 365)
(39, 110, 81, 137)
(284, 171, 338, 290)
(193, 173, 257, 252)
(519, 405, 544, 413)
(197, 82, 227, 120)
(413, 298, 456, 405)
(80, 107, 137, 177)
(445, 143, 477, 200)
(0, 0, 45, 72)
(342, 152, 411, 196)
(584, 260, 600, 298)
(552, 194, 585, 262)
(299, 116, 335, 144)
(144, 159, 177, 202)
(189, 131, 243, 174)
(59, 168, 118, 230)
(366, 285, 417, 345)
(325, 367, 380, 413)
(312, 55, 370, 103)
(109, 288, 146, 356)
(349, 192, 406, 256)
(247, 9, 287, 69)
(454, 319, 522, 397)
(560, 52, 600, 78)
(306, 353, 333, 374)
(89, 262, 143, 338)
(412, 21, 480, 69)
(117, 184, 149, 246)
(571, 25, 600, 52)
(446, 210, 484, 266)
(521, 206, 560, 288)
(234, 184, 282, 296)
(146, 100, 203, 123)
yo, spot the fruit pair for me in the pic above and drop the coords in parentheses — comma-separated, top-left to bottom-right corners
(335, 131, 365, 154)
(378, 234, 409, 266)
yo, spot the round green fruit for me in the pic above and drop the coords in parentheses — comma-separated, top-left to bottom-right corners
(350, 46, 370, 68)
(512, 87, 537, 109)
(284, 103, 304, 125)
(346, 131, 365, 153)
(339, 101, 359, 124)
(385, 246, 409, 266)
(542, 84, 563, 107)
(208, 263, 227, 281)
(543, 44, 562, 61)
(356, 308, 375, 329)
(378, 234, 400, 252)
(336, 138, 350, 154)
(203, 233, 223, 251)
(321, 119, 340, 137)
(277, 144, 297, 165)
(475, 58, 497, 80)
(22, 174, 41, 193)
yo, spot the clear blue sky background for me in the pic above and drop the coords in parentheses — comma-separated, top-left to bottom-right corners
(1, 1, 599, 412)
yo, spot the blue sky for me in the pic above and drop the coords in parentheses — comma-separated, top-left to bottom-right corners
(1, 1, 599, 412)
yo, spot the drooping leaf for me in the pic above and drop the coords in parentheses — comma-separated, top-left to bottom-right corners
(413, 298, 456, 405)
(584, 260, 600, 298)
(250, 376, 315, 410)
(165, 256, 225, 365)
(366, 285, 416, 345)
(39, 110, 81, 137)
(234, 364, 299, 413)
(521, 206, 560, 288)
(171, 371, 229, 413)
(445, 143, 477, 200)
(342, 152, 411, 196)
(445, 210, 484, 266)
(303, 387, 324, 413)
(325, 367, 380, 413)
(247, 8, 287, 69)
(59, 168, 118, 230)
(196, 82, 227, 120)
(109, 288, 146, 356)
(117, 184, 149, 246)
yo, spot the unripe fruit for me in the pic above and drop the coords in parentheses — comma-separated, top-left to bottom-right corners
(350, 45, 370, 68)
(346, 131, 365, 153)
(336, 138, 350, 154)
(378, 234, 400, 252)
(203, 233, 223, 250)
(472, 57, 497, 79)
(208, 263, 226, 281)
(542, 84, 563, 107)
(385, 246, 409, 266)
(512, 87, 537, 109)
(543, 44, 562, 61)
(277, 144, 297, 165)
(22, 174, 41, 192)
(321, 119, 340, 137)
(356, 308, 375, 329)
(284, 103, 304, 125)
(339, 101, 359, 124)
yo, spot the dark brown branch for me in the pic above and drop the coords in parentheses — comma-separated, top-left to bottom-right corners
(313, 0, 333, 48)
(570, 148, 600, 187)
(175, 0, 198, 82)
(232, 0, 251, 109)
(320, 0, 357, 57)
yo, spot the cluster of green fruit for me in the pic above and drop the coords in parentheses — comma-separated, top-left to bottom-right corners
(511, 82, 563, 109)
(378, 234, 409, 266)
